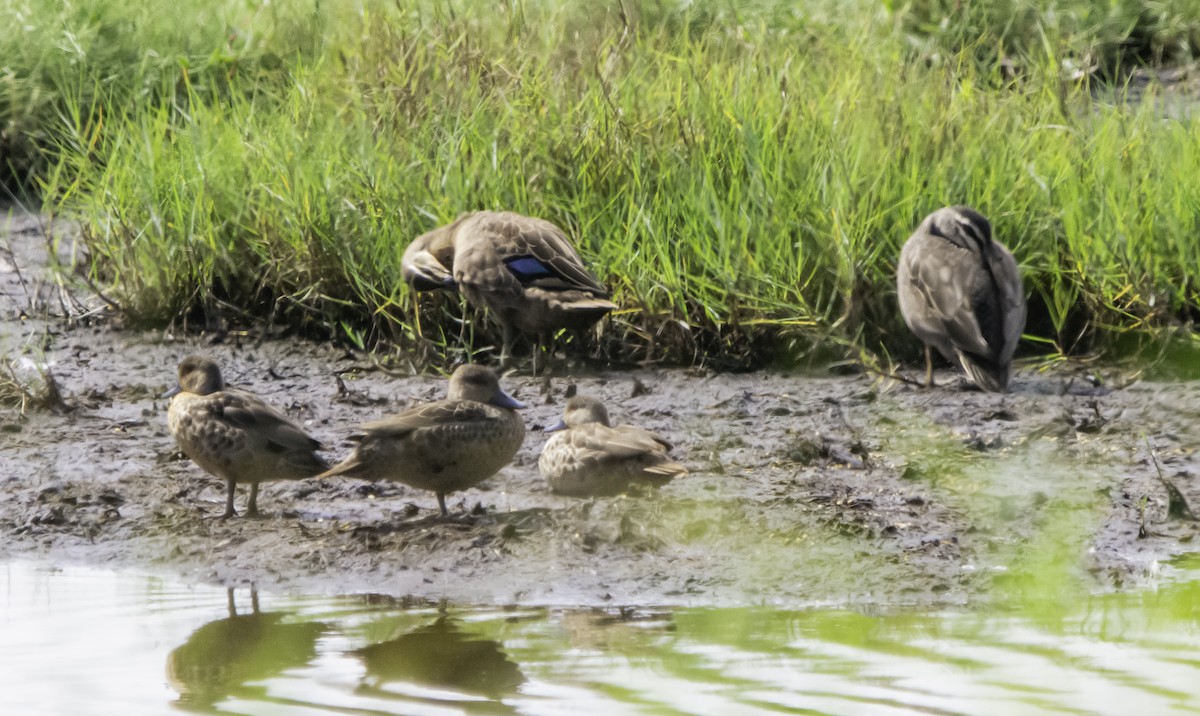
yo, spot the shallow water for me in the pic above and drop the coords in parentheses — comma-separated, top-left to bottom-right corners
(3, 561, 1200, 715)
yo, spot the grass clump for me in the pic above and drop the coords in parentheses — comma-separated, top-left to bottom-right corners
(895, 0, 1200, 78)
(4, 0, 1199, 368)
(0, 356, 66, 415)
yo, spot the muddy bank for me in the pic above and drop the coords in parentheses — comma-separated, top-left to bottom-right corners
(3, 209, 1199, 607)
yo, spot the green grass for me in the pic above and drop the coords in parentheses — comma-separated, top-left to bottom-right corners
(7, 0, 1200, 367)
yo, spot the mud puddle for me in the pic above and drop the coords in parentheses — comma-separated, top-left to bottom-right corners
(3, 207, 1199, 607)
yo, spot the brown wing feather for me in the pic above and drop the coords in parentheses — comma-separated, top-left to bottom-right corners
(643, 461, 689, 476)
(477, 212, 608, 296)
(989, 242, 1026, 362)
(571, 423, 673, 460)
(216, 391, 324, 452)
(353, 400, 502, 439)
(905, 239, 994, 359)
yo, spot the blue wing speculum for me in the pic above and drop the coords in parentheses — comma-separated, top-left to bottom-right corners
(504, 256, 556, 283)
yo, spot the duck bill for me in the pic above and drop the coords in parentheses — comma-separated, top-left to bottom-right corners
(544, 419, 567, 433)
(160, 384, 182, 399)
(490, 388, 526, 410)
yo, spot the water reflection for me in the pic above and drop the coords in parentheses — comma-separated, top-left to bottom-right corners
(558, 607, 676, 652)
(165, 587, 327, 710)
(5, 562, 1200, 715)
(352, 616, 525, 700)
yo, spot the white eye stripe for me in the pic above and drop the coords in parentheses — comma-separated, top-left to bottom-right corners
(955, 216, 988, 248)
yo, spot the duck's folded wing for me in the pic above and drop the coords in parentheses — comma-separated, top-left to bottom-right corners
(904, 244, 994, 358)
(489, 216, 608, 295)
(355, 401, 501, 439)
(572, 424, 672, 460)
(991, 245, 1026, 360)
(215, 392, 324, 451)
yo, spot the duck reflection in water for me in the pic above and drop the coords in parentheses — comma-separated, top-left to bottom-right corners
(165, 588, 327, 711)
(353, 616, 525, 701)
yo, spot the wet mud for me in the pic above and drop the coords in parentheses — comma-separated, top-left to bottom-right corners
(3, 208, 1199, 607)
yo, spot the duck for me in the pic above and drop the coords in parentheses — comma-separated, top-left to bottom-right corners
(164, 355, 329, 518)
(539, 395, 687, 497)
(896, 205, 1026, 392)
(317, 364, 526, 517)
(402, 211, 617, 370)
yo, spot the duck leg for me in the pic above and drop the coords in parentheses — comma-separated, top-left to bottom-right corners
(246, 481, 261, 518)
(499, 321, 516, 370)
(539, 329, 554, 377)
(531, 330, 551, 377)
(436, 492, 450, 517)
(924, 346, 936, 388)
(222, 477, 238, 519)
(458, 295, 471, 355)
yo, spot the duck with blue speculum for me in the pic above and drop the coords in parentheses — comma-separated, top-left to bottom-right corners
(164, 355, 329, 518)
(402, 211, 617, 371)
(317, 364, 526, 518)
(896, 205, 1026, 392)
(539, 395, 688, 497)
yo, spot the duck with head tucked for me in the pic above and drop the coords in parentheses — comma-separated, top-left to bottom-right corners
(896, 205, 1026, 392)
(402, 211, 617, 371)
(317, 365, 526, 517)
(164, 355, 329, 518)
(539, 395, 687, 497)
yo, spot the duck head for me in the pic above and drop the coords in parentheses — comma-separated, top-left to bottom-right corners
(545, 395, 611, 432)
(163, 355, 225, 399)
(447, 364, 526, 410)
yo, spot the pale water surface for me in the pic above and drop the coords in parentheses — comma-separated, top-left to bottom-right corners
(2, 559, 1200, 715)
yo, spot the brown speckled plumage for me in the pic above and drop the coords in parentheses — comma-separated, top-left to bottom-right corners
(896, 206, 1026, 392)
(166, 355, 328, 518)
(318, 365, 525, 516)
(402, 211, 616, 368)
(539, 395, 687, 497)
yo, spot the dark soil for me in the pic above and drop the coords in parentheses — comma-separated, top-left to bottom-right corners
(3, 207, 1199, 607)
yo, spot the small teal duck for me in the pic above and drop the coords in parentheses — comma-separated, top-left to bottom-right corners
(318, 364, 526, 516)
(402, 211, 616, 369)
(539, 395, 687, 497)
(165, 355, 329, 518)
(896, 206, 1026, 392)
